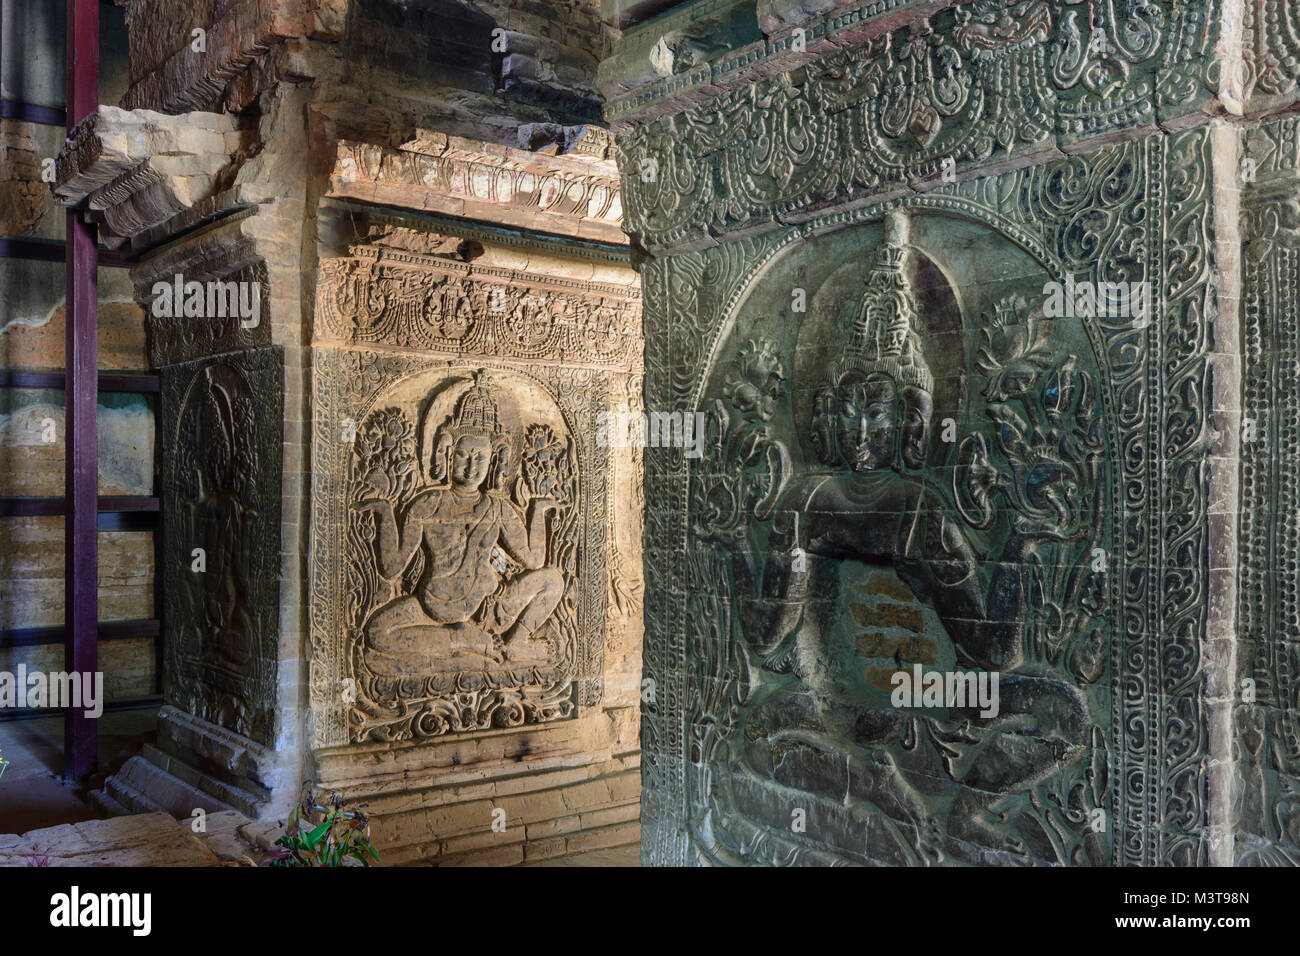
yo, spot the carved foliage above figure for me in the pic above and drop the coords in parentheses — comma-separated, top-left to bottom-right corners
(614, 0, 1216, 252)
(163, 350, 282, 746)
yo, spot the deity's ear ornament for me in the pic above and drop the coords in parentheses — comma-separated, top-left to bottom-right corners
(488, 432, 513, 492)
(431, 431, 453, 484)
(810, 384, 840, 466)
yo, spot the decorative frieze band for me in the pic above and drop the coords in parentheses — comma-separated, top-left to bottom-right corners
(316, 244, 641, 370)
(328, 133, 626, 246)
(613, 0, 1223, 253)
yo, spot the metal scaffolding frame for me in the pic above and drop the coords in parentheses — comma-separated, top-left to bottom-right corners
(0, 0, 161, 778)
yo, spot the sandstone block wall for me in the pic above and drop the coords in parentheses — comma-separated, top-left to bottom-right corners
(49, 0, 643, 864)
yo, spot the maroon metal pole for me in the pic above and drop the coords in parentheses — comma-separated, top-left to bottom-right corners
(64, 0, 99, 780)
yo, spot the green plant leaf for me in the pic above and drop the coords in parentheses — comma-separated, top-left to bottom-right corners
(303, 813, 337, 850)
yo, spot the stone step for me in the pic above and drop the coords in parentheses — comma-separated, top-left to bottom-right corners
(88, 787, 130, 818)
(139, 743, 264, 818)
(107, 754, 238, 819)
(105, 765, 174, 816)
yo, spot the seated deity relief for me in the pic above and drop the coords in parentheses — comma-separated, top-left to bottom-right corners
(344, 369, 580, 740)
(692, 211, 1109, 865)
(171, 361, 266, 741)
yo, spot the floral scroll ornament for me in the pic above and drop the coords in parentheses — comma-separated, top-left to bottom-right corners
(970, 296, 1107, 680)
(881, 18, 972, 147)
(694, 339, 791, 546)
(518, 424, 574, 506)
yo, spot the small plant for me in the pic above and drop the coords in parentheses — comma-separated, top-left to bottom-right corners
(24, 851, 50, 867)
(270, 790, 380, 867)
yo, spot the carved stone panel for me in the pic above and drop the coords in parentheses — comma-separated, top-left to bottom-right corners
(611, 0, 1225, 254)
(310, 350, 611, 747)
(638, 127, 1218, 866)
(1236, 113, 1300, 865)
(161, 349, 284, 747)
(316, 243, 640, 368)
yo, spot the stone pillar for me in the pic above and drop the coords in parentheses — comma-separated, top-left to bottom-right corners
(54, 0, 644, 863)
(307, 134, 644, 864)
(54, 100, 308, 821)
(604, 0, 1291, 866)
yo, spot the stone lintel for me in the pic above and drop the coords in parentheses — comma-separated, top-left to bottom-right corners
(52, 105, 245, 250)
(326, 134, 627, 247)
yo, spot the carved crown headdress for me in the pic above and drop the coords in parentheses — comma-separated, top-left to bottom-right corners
(430, 370, 511, 488)
(829, 211, 933, 394)
(445, 370, 503, 439)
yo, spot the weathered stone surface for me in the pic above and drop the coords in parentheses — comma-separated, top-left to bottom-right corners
(0, 811, 269, 867)
(609, 0, 1277, 867)
(161, 350, 283, 747)
(52, 106, 245, 249)
(73, 0, 641, 866)
(122, 0, 311, 114)
(326, 131, 624, 244)
(0, 119, 46, 237)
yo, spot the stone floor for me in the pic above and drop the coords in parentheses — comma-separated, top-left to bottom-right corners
(0, 708, 156, 833)
(1, 811, 639, 867)
(1, 712, 640, 867)
(1, 810, 273, 867)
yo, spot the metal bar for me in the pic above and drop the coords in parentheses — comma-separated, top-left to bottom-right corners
(64, 0, 99, 781)
(0, 237, 65, 261)
(0, 370, 159, 392)
(95, 496, 159, 512)
(0, 496, 160, 516)
(0, 619, 160, 649)
(0, 98, 66, 125)
(0, 237, 132, 268)
(0, 497, 65, 516)
(97, 511, 158, 532)
(99, 372, 159, 393)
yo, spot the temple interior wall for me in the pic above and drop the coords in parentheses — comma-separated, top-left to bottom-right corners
(608, 0, 1300, 866)
(7, 0, 1300, 867)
